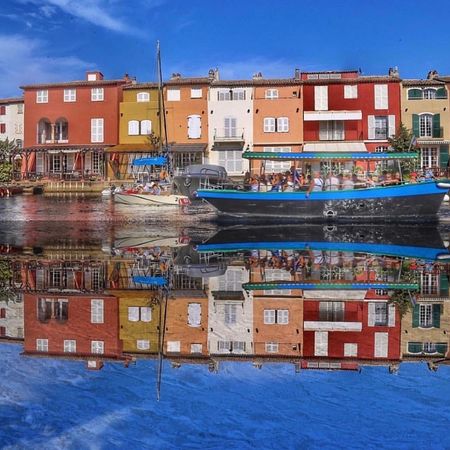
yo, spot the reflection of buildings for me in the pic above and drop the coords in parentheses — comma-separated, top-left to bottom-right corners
(0, 296, 24, 339)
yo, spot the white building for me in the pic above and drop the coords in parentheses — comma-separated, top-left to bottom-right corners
(207, 81, 253, 176)
(0, 295, 24, 339)
(0, 97, 24, 148)
(207, 265, 254, 355)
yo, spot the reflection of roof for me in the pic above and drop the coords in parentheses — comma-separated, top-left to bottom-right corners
(242, 151, 419, 160)
(244, 281, 419, 291)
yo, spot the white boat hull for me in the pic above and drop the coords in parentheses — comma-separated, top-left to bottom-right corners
(114, 192, 189, 206)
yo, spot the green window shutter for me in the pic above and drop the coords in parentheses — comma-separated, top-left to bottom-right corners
(408, 342, 422, 353)
(440, 271, 449, 296)
(439, 145, 449, 169)
(408, 88, 423, 100)
(432, 304, 441, 328)
(432, 114, 441, 138)
(436, 87, 447, 99)
(435, 343, 448, 355)
(412, 304, 420, 327)
(412, 114, 420, 137)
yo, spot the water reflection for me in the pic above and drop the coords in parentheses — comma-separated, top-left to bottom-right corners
(1, 223, 450, 379)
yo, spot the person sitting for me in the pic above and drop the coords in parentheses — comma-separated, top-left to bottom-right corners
(306, 171, 324, 197)
(324, 172, 339, 191)
(425, 167, 435, 181)
(143, 182, 153, 192)
(366, 175, 376, 187)
(151, 182, 161, 195)
(270, 173, 284, 192)
(382, 173, 395, 186)
(352, 173, 365, 189)
(250, 177, 259, 192)
(342, 174, 354, 190)
(393, 172, 402, 185)
(283, 175, 295, 192)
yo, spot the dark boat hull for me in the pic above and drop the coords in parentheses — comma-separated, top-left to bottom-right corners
(197, 182, 448, 223)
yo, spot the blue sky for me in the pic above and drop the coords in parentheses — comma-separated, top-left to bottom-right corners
(1, 0, 450, 97)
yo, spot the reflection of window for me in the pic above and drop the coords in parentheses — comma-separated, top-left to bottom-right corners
(188, 303, 201, 327)
(137, 340, 150, 350)
(265, 342, 279, 353)
(36, 338, 48, 352)
(344, 343, 358, 357)
(420, 271, 439, 294)
(167, 341, 181, 352)
(91, 341, 104, 354)
(127, 306, 152, 322)
(263, 309, 289, 324)
(38, 298, 68, 322)
(64, 340, 76, 353)
(218, 269, 244, 291)
(217, 341, 246, 353)
(374, 303, 388, 326)
(375, 289, 388, 296)
(319, 302, 344, 321)
(264, 269, 291, 295)
(224, 304, 237, 325)
(191, 344, 203, 353)
(91, 299, 104, 324)
(419, 304, 433, 328)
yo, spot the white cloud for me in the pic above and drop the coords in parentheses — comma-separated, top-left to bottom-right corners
(0, 34, 92, 97)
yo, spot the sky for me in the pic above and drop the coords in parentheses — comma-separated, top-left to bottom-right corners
(1, 0, 450, 97)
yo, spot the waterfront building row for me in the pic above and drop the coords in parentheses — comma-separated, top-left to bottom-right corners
(1, 67, 450, 182)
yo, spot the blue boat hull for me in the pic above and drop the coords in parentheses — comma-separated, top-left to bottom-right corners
(196, 182, 448, 222)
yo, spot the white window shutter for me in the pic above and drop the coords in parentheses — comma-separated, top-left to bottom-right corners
(128, 306, 139, 322)
(374, 85, 381, 109)
(368, 302, 375, 326)
(315, 86, 328, 111)
(375, 85, 388, 109)
(140, 120, 151, 135)
(188, 303, 201, 327)
(388, 115, 396, 138)
(388, 304, 396, 327)
(368, 115, 375, 140)
(374, 332, 388, 358)
(140, 307, 152, 322)
(382, 85, 388, 109)
(188, 115, 201, 139)
(314, 331, 328, 356)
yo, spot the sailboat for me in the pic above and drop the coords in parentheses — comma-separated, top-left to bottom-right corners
(114, 42, 189, 207)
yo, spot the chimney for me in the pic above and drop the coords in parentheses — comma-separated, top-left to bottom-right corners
(252, 72, 263, 80)
(294, 68, 300, 80)
(208, 68, 219, 81)
(170, 73, 181, 80)
(388, 66, 400, 78)
(86, 71, 104, 81)
(427, 69, 439, 80)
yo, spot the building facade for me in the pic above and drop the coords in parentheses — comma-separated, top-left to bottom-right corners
(0, 97, 24, 149)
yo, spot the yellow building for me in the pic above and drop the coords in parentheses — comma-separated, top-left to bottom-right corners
(401, 73, 450, 173)
(117, 290, 161, 354)
(106, 83, 161, 181)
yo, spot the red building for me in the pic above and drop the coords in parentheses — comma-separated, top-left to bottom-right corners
(23, 293, 123, 361)
(20, 71, 130, 180)
(302, 294, 401, 362)
(302, 69, 401, 154)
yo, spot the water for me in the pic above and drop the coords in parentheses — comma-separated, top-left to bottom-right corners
(1, 195, 450, 449)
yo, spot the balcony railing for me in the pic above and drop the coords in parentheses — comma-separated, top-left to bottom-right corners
(213, 128, 245, 142)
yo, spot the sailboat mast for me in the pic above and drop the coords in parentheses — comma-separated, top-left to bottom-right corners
(157, 41, 169, 154)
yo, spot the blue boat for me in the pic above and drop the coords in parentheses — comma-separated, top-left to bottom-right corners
(195, 151, 450, 222)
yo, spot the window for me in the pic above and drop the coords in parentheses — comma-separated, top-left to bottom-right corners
(374, 84, 388, 109)
(167, 89, 180, 101)
(91, 118, 104, 143)
(91, 88, 104, 101)
(344, 343, 358, 357)
(218, 90, 231, 101)
(263, 309, 289, 324)
(167, 341, 181, 352)
(91, 299, 104, 324)
(344, 85, 358, 99)
(91, 341, 104, 354)
(420, 147, 439, 169)
(64, 340, 76, 353)
(423, 88, 436, 99)
(36, 339, 48, 352)
(0, 327, 6, 337)
(375, 146, 388, 153)
(137, 340, 150, 350)
(224, 304, 237, 325)
(128, 120, 139, 136)
(419, 304, 433, 328)
(218, 150, 243, 173)
(374, 116, 388, 139)
(264, 147, 291, 172)
(191, 343, 203, 353)
(419, 114, 433, 137)
(36, 90, 48, 103)
(265, 342, 279, 353)
(232, 89, 245, 100)
(319, 121, 344, 140)
(137, 92, 150, 102)
(0, 106, 5, 115)
(187, 115, 201, 139)
(277, 117, 289, 132)
(314, 85, 328, 110)
(0, 124, 5, 134)
(17, 104, 23, 114)
(91, 152, 101, 174)
(140, 120, 152, 135)
(188, 303, 201, 327)
(37, 298, 68, 322)
(64, 89, 76, 102)
(190, 88, 202, 98)
(265, 89, 279, 99)
(264, 117, 276, 133)
(374, 303, 388, 326)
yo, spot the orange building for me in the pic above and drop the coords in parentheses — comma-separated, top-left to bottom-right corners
(252, 74, 303, 175)
(164, 73, 212, 170)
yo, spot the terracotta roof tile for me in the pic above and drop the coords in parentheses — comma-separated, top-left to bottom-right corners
(165, 77, 211, 85)
(20, 79, 130, 90)
(0, 96, 24, 104)
(402, 79, 445, 86)
(123, 82, 159, 90)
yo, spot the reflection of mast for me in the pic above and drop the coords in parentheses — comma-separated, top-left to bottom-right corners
(156, 285, 168, 401)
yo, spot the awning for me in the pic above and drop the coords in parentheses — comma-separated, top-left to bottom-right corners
(24, 145, 106, 153)
(170, 144, 207, 153)
(132, 156, 167, 166)
(417, 140, 450, 145)
(243, 281, 419, 291)
(304, 142, 367, 152)
(242, 151, 419, 161)
(105, 143, 155, 153)
(211, 143, 245, 151)
(304, 110, 362, 121)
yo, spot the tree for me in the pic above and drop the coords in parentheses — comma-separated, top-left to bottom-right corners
(0, 138, 19, 183)
(387, 122, 416, 153)
(388, 289, 416, 319)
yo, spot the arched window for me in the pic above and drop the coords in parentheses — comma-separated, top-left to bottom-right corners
(37, 118, 51, 144)
(423, 88, 437, 100)
(137, 92, 150, 102)
(128, 120, 139, 135)
(419, 114, 433, 137)
(140, 120, 152, 135)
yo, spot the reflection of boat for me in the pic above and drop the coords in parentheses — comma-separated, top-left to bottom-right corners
(172, 164, 235, 199)
(196, 151, 450, 222)
(197, 225, 450, 261)
(113, 236, 189, 250)
(114, 191, 189, 206)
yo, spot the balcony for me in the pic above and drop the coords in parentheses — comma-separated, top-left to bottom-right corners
(304, 321, 362, 331)
(213, 128, 245, 143)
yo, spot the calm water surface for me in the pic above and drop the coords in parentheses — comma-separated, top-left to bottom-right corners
(1, 195, 450, 449)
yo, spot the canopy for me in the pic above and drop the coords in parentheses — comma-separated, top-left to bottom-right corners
(242, 151, 419, 161)
(132, 276, 167, 286)
(132, 156, 167, 166)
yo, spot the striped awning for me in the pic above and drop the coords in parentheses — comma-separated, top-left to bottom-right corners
(242, 151, 419, 161)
